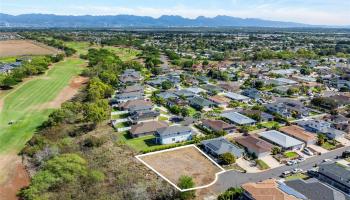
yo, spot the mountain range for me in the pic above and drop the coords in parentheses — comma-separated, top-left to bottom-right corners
(0, 13, 346, 28)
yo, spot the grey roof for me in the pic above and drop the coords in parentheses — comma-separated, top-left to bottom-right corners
(221, 111, 256, 125)
(224, 92, 250, 101)
(156, 125, 192, 137)
(156, 91, 178, 99)
(185, 87, 206, 94)
(188, 96, 215, 107)
(319, 162, 350, 188)
(285, 178, 347, 200)
(201, 137, 244, 157)
(258, 130, 304, 148)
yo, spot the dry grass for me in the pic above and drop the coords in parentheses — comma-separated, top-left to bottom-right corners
(0, 40, 59, 57)
(139, 146, 222, 188)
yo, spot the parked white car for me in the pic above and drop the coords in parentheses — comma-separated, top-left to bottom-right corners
(303, 148, 314, 156)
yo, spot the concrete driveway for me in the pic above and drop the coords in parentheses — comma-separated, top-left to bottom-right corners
(308, 144, 329, 154)
(259, 155, 282, 169)
(336, 137, 350, 146)
(236, 158, 261, 173)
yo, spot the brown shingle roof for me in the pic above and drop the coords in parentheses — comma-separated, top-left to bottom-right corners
(119, 99, 153, 110)
(130, 121, 168, 136)
(208, 95, 231, 105)
(242, 179, 299, 200)
(202, 119, 235, 132)
(279, 125, 316, 143)
(235, 135, 273, 153)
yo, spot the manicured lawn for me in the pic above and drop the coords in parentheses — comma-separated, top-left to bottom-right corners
(256, 159, 270, 170)
(118, 132, 190, 152)
(285, 173, 308, 181)
(159, 116, 168, 121)
(103, 46, 140, 61)
(0, 56, 17, 63)
(0, 57, 85, 153)
(284, 151, 299, 159)
(65, 41, 95, 55)
(259, 121, 280, 129)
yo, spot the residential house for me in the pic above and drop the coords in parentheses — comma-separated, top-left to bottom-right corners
(318, 162, 350, 195)
(208, 95, 231, 107)
(323, 114, 350, 134)
(119, 84, 143, 94)
(185, 87, 206, 95)
(258, 130, 304, 150)
(129, 110, 160, 124)
(218, 81, 241, 92)
(115, 91, 143, 103)
(240, 110, 274, 122)
(119, 99, 153, 111)
(201, 119, 236, 133)
(285, 178, 348, 200)
(242, 88, 261, 100)
(242, 179, 307, 200)
(235, 135, 274, 158)
(174, 89, 196, 98)
(156, 91, 178, 100)
(297, 120, 346, 140)
(201, 137, 244, 158)
(155, 125, 192, 144)
(279, 125, 317, 145)
(271, 78, 298, 86)
(129, 121, 168, 138)
(188, 96, 216, 110)
(201, 84, 225, 95)
(221, 111, 256, 126)
(119, 69, 142, 84)
(224, 92, 250, 103)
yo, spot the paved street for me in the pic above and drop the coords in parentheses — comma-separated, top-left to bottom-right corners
(211, 145, 350, 193)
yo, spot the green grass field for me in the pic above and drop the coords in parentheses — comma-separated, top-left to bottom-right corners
(66, 41, 140, 61)
(0, 58, 85, 153)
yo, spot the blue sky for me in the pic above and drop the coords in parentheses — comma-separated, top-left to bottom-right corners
(1, 0, 349, 25)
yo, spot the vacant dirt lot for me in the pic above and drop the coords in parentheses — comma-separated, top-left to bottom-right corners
(0, 40, 59, 57)
(0, 154, 29, 200)
(139, 146, 223, 189)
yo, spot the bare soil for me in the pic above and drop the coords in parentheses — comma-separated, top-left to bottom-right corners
(0, 40, 59, 57)
(139, 146, 222, 188)
(0, 154, 29, 200)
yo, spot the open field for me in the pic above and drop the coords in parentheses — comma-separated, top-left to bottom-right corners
(0, 40, 59, 57)
(137, 145, 224, 190)
(0, 57, 86, 153)
(66, 41, 140, 61)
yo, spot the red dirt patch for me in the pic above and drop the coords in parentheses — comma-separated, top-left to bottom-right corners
(0, 154, 30, 200)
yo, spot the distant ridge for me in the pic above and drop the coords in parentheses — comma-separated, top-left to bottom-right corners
(0, 13, 343, 28)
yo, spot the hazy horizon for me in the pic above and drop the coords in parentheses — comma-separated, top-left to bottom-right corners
(1, 0, 350, 26)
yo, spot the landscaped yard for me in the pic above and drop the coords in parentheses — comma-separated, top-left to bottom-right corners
(284, 151, 299, 159)
(259, 121, 280, 129)
(284, 173, 308, 181)
(256, 159, 270, 170)
(321, 141, 337, 150)
(0, 57, 85, 153)
(137, 145, 223, 189)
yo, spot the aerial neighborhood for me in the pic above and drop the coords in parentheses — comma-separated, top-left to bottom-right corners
(1, 20, 350, 200)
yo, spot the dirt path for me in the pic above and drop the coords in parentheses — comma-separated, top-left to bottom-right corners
(38, 76, 89, 109)
(0, 154, 29, 200)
